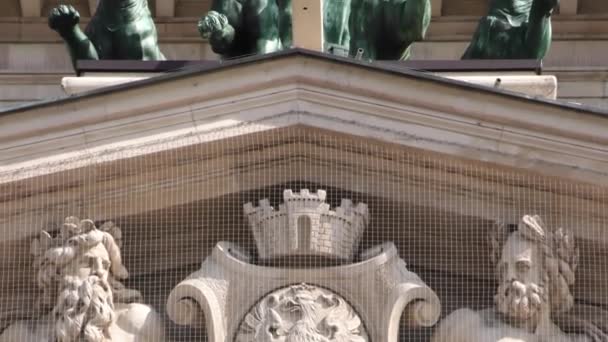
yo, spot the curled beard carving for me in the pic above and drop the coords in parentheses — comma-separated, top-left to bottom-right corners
(53, 275, 115, 342)
(495, 280, 547, 321)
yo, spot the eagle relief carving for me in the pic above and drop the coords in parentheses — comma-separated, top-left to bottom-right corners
(236, 284, 368, 342)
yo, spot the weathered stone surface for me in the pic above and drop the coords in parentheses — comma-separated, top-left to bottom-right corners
(167, 241, 440, 342)
(236, 284, 368, 342)
(244, 189, 368, 263)
(432, 215, 607, 342)
(0, 217, 165, 342)
(0, 52, 607, 342)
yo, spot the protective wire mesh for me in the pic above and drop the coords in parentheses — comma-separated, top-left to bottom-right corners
(0, 125, 606, 342)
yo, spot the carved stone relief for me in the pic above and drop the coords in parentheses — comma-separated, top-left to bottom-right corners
(244, 189, 368, 263)
(0, 217, 165, 342)
(167, 189, 441, 342)
(236, 283, 368, 342)
(432, 215, 608, 342)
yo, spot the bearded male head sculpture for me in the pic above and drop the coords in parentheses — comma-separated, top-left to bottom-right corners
(0, 217, 165, 342)
(490, 215, 578, 325)
(431, 215, 599, 342)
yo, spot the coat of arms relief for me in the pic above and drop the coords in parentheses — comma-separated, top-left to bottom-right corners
(236, 284, 368, 342)
(167, 189, 442, 342)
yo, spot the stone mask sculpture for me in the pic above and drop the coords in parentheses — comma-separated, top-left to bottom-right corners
(0, 217, 165, 342)
(199, 0, 431, 60)
(432, 215, 608, 342)
(48, 0, 165, 69)
(463, 0, 559, 59)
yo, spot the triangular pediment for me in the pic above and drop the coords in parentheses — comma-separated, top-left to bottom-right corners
(1, 51, 608, 330)
(1, 50, 606, 186)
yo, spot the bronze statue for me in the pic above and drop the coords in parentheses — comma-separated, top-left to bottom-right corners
(347, 0, 431, 60)
(198, 0, 293, 59)
(48, 1, 165, 69)
(463, 0, 559, 59)
(199, 0, 431, 60)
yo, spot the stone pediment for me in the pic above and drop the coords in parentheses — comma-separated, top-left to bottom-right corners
(0, 51, 606, 240)
(1, 50, 606, 185)
(1, 50, 608, 336)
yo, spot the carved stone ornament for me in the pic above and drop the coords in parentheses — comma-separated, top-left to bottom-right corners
(167, 189, 441, 342)
(236, 284, 368, 342)
(0, 217, 165, 342)
(432, 215, 608, 342)
(244, 189, 368, 263)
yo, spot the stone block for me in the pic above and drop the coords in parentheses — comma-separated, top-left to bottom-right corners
(444, 75, 559, 99)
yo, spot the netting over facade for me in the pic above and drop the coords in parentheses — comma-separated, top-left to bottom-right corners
(0, 125, 606, 342)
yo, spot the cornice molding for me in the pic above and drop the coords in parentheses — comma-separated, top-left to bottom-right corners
(0, 55, 606, 186)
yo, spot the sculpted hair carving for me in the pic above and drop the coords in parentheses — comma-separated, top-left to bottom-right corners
(32, 218, 128, 341)
(53, 276, 115, 342)
(490, 215, 579, 314)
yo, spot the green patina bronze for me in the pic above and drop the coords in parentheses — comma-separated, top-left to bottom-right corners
(200, 0, 431, 60)
(198, 0, 293, 59)
(344, 0, 431, 60)
(49, 0, 165, 68)
(463, 0, 559, 59)
(323, 0, 351, 56)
